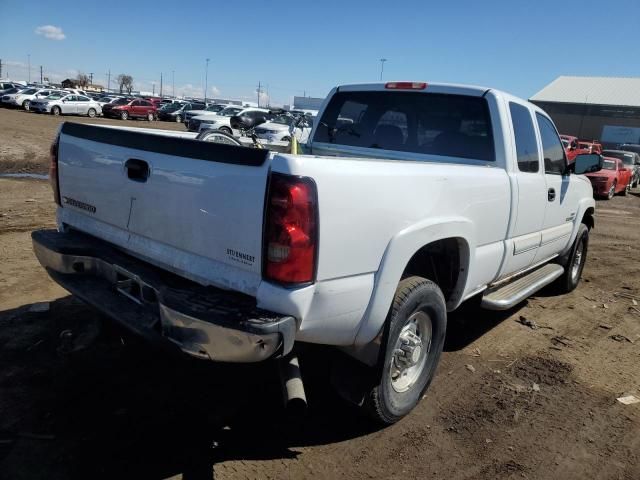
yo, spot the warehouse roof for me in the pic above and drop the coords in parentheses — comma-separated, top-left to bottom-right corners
(530, 76, 640, 108)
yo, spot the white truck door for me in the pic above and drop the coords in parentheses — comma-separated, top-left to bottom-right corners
(533, 113, 578, 263)
(499, 101, 546, 276)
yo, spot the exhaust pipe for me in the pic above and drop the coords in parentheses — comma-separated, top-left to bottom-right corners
(278, 354, 307, 414)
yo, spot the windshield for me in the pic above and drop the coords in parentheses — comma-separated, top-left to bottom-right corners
(603, 151, 634, 165)
(113, 98, 129, 105)
(315, 91, 495, 161)
(21, 88, 38, 95)
(46, 94, 64, 100)
(602, 160, 616, 170)
(205, 105, 225, 112)
(218, 107, 242, 116)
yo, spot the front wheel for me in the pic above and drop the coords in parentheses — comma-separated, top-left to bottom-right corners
(120, 111, 129, 120)
(607, 182, 616, 200)
(554, 223, 589, 294)
(175, 114, 182, 123)
(87, 108, 97, 118)
(364, 276, 447, 425)
(23, 100, 31, 111)
(51, 106, 61, 116)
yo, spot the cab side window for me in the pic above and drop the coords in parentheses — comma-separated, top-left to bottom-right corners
(536, 113, 566, 175)
(509, 102, 539, 173)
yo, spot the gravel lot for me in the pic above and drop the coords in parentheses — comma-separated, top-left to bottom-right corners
(1, 107, 639, 479)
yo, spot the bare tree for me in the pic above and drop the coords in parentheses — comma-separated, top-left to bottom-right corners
(117, 74, 134, 94)
(76, 72, 89, 88)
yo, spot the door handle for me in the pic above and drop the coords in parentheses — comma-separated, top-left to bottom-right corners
(125, 159, 150, 182)
(548, 188, 556, 202)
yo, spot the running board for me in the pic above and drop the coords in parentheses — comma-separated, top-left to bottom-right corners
(481, 264, 564, 310)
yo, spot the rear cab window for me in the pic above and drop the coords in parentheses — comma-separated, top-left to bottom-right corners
(314, 91, 495, 162)
(509, 102, 539, 173)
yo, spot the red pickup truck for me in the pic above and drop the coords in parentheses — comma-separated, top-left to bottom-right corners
(560, 135, 589, 162)
(102, 98, 157, 121)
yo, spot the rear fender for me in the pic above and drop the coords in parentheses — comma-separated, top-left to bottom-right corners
(353, 217, 474, 346)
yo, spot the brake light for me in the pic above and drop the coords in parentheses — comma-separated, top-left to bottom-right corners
(264, 173, 318, 284)
(49, 129, 62, 206)
(385, 82, 427, 90)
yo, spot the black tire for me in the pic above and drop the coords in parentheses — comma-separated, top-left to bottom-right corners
(87, 108, 96, 118)
(120, 111, 129, 120)
(364, 276, 447, 425)
(607, 182, 616, 200)
(281, 136, 291, 143)
(23, 100, 31, 111)
(147, 112, 154, 122)
(196, 129, 242, 146)
(51, 106, 61, 116)
(553, 223, 589, 294)
(175, 114, 182, 123)
(621, 182, 630, 196)
(219, 126, 232, 135)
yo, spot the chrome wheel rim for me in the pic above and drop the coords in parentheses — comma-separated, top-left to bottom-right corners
(571, 240, 584, 281)
(609, 184, 615, 198)
(390, 311, 432, 393)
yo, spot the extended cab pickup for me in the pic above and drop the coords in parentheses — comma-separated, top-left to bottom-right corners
(33, 81, 601, 424)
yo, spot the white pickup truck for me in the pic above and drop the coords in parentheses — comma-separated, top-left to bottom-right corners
(33, 81, 602, 424)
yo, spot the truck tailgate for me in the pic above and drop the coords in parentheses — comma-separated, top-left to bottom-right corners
(56, 123, 270, 294)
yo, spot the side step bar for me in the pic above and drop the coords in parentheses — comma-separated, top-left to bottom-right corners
(481, 263, 564, 311)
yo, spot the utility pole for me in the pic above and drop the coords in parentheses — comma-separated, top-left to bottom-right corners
(89, 72, 94, 85)
(160, 72, 163, 97)
(27, 54, 31, 82)
(152, 82, 155, 96)
(0, 59, 3, 79)
(257, 81, 262, 107)
(204, 58, 210, 103)
(172, 70, 175, 98)
(107, 70, 111, 93)
(40, 66, 43, 83)
(379, 58, 387, 81)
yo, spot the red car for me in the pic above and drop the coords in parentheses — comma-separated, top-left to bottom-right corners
(585, 157, 632, 199)
(102, 98, 157, 121)
(560, 135, 589, 162)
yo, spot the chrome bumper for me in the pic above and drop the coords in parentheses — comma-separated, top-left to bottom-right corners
(31, 229, 296, 362)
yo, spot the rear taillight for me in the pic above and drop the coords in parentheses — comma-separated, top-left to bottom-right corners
(264, 173, 318, 284)
(385, 81, 427, 90)
(49, 130, 61, 206)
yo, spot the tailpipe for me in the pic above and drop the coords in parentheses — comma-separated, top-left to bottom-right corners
(278, 354, 307, 415)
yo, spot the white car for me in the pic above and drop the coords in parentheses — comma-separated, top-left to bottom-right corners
(183, 103, 233, 130)
(1, 87, 33, 107)
(253, 114, 314, 143)
(189, 105, 244, 133)
(30, 93, 103, 117)
(196, 107, 270, 135)
(10, 88, 65, 110)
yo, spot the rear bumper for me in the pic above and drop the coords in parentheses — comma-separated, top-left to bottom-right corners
(31, 229, 296, 362)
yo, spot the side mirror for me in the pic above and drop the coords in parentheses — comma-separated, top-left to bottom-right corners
(573, 154, 603, 175)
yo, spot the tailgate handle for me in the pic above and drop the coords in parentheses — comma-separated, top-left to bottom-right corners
(125, 159, 150, 182)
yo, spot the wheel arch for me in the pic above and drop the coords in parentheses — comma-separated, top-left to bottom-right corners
(353, 218, 474, 347)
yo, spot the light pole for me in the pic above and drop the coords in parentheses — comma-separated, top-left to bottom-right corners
(204, 58, 210, 103)
(27, 54, 31, 82)
(172, 70, 175, 98)
(379, 58, 387, 81)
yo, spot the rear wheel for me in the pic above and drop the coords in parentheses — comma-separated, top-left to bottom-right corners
(364, 276, 446, 425)
(87, 108, 97, 118)
(22, 100, 31, 111)
(120, 111, 129, 120)
(607, 182, 616, 200)
(51, 106, 61, 116)
(219, 126, 232, 135)
(175, 114, 182, 123)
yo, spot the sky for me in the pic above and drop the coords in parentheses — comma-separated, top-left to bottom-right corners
(1, 0, 639, 105)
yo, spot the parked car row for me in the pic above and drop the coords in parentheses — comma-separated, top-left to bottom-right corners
(561, 133, 640, 199)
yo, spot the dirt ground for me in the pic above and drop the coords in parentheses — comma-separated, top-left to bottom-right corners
(1, 107, 639, 479)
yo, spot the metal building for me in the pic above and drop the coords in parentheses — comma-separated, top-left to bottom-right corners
(530, 76, 640, 146)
